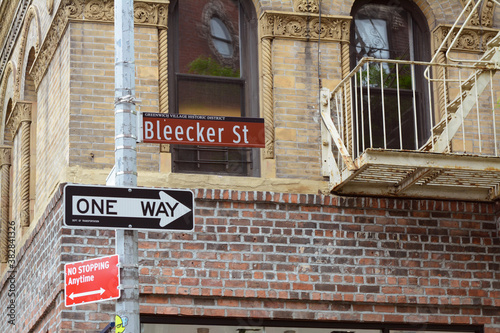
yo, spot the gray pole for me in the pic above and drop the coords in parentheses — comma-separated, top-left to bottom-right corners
(114, 0, 140, 331)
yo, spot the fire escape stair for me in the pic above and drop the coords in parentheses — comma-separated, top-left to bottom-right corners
(420, 33, 500, 152)
(325, 31, 500, 201)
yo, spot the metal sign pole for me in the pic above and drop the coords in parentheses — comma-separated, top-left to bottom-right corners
(114, 0, 139, 331)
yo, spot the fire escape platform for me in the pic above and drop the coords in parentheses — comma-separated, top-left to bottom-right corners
(332, 149, 500, 201)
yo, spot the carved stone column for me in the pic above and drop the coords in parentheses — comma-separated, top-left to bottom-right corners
(7, 102, 32, 228)
(158, 27, 168, 114)
(436, 51, 448, 118)
(156, 2, 169, 114)
(261, 36, 275, 159)
(158, 25, 169, 153)
(20, 120, 30, 227)
(260, 14, 275, 159)
(341, 41, 352, 153)
(0, 147, 11, 263)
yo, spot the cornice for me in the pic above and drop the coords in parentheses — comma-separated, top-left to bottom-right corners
(260, 11, 351, 43)
(433, 24, 500, 53)
(30, 0, 169, 89)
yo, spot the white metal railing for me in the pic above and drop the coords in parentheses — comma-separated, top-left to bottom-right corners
(321, 0, 500, 179)
(321, 57, 500, 175)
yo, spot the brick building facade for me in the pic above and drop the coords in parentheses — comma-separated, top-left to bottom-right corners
(0, 0, 499, 332)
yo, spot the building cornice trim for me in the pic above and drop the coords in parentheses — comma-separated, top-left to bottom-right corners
(259, 11, 351, 43)
(433, 24, 500, 53)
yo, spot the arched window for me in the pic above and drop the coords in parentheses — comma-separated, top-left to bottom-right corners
(168, 0, 259, 176)
(350, 0, 431, 151)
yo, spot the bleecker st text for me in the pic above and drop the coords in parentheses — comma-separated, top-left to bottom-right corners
(144, 120, 250, 145)
(141, 113, 266, 148)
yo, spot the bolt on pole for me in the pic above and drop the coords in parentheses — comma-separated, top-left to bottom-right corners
(114, 0, 140, 331)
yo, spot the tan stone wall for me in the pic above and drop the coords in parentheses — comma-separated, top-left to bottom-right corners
(68, 22, 160, 171)
(34, 28, 70, 220)
(272, 39, 342, 180)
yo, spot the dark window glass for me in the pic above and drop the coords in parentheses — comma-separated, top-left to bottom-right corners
(210, 17, 234, 58)
(350, 0, 431, 152)
(169, 0, 259, 176)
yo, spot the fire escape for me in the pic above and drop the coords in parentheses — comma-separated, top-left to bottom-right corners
(321, 0, 500, 201)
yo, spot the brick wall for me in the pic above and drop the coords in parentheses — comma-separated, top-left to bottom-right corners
(1, 187, 499, 332)
(138, 190, 500, 325)
(0, 185, 64, 333)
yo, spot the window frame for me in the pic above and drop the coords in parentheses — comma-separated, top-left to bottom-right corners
(349, 0, 432, 152)
(167, 0, 260, 177)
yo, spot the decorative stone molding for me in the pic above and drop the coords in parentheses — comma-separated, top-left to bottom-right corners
(0, 147, 11, 166)
(260, 11, 350, 42)
(84, 0, 114, 21)
(261, 37, 274, 159)
(460, 0, 481, 26)
(433, 25, 499, 53)
(0, 146, 11, 263)
(460, 0, 495, 27)
(0, 0, 30, 82)
(19, 120, 30, 227)
(30, 0, 169, 89)
(481, 0, 496, 27)
(7, 102, 31, 228)
(157, 3, 169, 153)
(293, 0, 319, 14)
(135, 1, 168, 27)
(0, 61, 16, 145)
(15, 5, 41, 102)
(6, 101, 32, 140)
(199, 0, 239, 69)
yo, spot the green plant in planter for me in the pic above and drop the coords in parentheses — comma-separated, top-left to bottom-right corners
(360, 61, 413, 89)
(188, 56, 240, 78)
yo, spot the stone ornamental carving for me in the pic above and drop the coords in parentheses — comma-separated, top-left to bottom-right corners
(0, 0, 30, 81)
(460, 0, 495, 27)
(433, 25, 499, 52)
(5, 102, 31, 228)
(7, 102, 32, 139)
(15, 5, 40, 101)
(0, 147, 11, 263)
(0, 61, 15, 143)
(461, 0, 481, 26)
(0, 148, 11, 166)
(481, 0, 496, 27)
(260, 12, 350, 42)
(293, 0, 319, 13)
(30, 0, 169, 89)
(85, 0, 114, 21)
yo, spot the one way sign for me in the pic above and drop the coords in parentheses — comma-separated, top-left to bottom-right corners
(64, 184, 194, 230)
